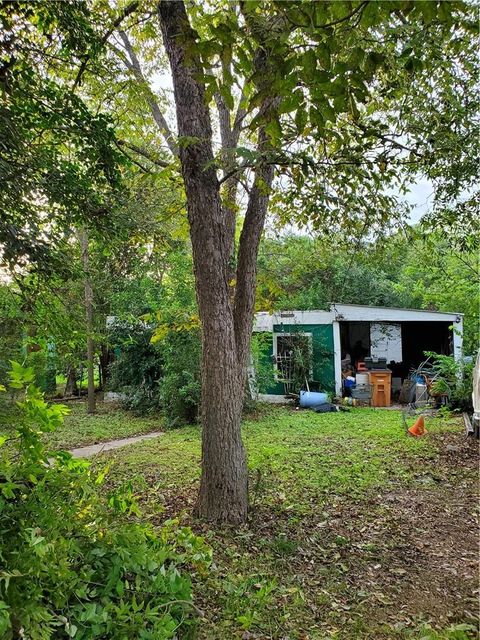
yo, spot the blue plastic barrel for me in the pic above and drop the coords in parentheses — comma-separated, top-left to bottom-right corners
(299, 390, 328, 407)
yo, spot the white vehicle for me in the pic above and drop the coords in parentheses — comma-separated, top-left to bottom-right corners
(465, 351, 480, 438)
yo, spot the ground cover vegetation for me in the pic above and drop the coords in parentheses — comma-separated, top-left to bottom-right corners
(0, 366, 211, 639)
(0, 0, 478, 637)
(88, 403, 478, 639)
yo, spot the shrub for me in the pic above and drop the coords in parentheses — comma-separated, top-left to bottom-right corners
(424, 350, 475, 411)
(159, 329, 201, 427)
(0, 363, 211, 639)
(107, 320, 201, 424)
(25, 342, 57, 394)
(0, 288, 23, 388)
(243, 333, 276, 413)
(107, 321, 164, 415)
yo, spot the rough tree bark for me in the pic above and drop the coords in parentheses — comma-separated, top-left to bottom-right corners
(158, 0, 276, 523)
(79, 228, 96, 414)
(158, 0, 248, 523)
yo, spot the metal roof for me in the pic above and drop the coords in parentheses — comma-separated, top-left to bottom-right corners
(329, 303, 463, 317)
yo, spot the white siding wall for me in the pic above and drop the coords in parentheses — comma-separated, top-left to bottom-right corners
(254, 309, 333, 331)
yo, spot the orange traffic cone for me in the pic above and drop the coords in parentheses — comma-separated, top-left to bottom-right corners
(408, 415, 427, 437)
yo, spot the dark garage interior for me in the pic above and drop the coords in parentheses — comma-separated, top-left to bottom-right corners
(340, 320, 454, 381)
(401, 321, 453, 368)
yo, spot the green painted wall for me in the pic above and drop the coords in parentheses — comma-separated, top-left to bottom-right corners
(255, 323, 335, 395)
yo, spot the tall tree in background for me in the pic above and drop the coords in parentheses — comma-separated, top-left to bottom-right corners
(79, 229, 96, 414)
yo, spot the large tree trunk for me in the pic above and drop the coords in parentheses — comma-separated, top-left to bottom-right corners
(79, 229, 96, 415)
(158, 0, 248, 523)
(158, 0, 277, 523)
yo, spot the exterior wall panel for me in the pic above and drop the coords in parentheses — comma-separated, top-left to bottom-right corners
(257, 323, 335, 395)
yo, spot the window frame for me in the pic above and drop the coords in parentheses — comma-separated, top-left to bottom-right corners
(273, 331, 313, 382)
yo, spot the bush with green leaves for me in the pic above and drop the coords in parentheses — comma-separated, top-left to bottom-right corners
(249, 333, 275, 403)
(159, 329, 201, 427)
(424, 350, 475, 411)
(107, 320, 201, 423)
(0, 363, 211, 639)
(107, 320, 164, 415)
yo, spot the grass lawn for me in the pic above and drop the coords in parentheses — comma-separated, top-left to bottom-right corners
(47, 401, 163, 449)
(0, 399, 162, 450)
(89, 405, 478, 640)
(1, 398, 477, 638)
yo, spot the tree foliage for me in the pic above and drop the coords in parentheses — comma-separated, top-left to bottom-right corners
(0, 364, 211, 638)
(257, 228, 479, 354)
(0, 2, 124, 273)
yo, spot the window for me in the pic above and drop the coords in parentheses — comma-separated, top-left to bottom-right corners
(273, 333, 312, 390)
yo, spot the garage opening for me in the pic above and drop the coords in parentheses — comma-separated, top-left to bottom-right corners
(339, 321, 370, 369)
(340, 319, 454, 380)
(401, 320, 452, 367)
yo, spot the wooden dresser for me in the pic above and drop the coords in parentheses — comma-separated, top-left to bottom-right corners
(368, 370, 392, 407)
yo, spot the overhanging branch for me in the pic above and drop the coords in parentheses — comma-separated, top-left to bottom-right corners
(117, 29, 178, 156)
(116, 140, 172, 168)
(72, 1, 139, 92)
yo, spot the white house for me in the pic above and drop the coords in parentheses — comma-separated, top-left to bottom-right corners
(253, 303, 463, 399)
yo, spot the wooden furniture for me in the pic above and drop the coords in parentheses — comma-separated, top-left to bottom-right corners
(368, 370, 392, 407)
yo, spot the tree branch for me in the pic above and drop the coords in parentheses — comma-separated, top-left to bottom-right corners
(233, 127, 275, 365)
(214, 88, 234, 154)
(355, 123, 423, 157)
(231, 30, 280, 363)
(213, 69, 246, 262)
(72, 1, 139, 92)
(316, 1, 369, 29)
(284, 1, 369, 30)
(232, 86, 247, 141)
(117, 29, 178, 156)
(116, 140, 171, 168)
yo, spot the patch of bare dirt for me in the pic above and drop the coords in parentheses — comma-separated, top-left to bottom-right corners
(323, 429, 479, 630)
